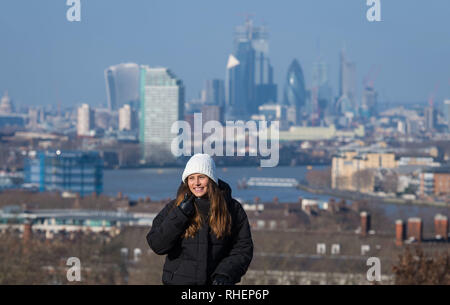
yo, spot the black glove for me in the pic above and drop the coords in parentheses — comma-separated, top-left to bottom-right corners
(212, 274, 233, 285)
(179, 193, 195, 217)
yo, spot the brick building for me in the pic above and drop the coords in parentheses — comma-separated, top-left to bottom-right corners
(419, 166, 450, 197)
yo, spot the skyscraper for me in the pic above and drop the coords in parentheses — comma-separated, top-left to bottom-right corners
(361, 86, 378, 118)
(104, 63, 140, 111)
(425, 105, 437, 132)
(77, 104, 95, 136)
(28, 108, 39, 129)
(335, 95, 353, 118)
(282, 59, 306, 125)
(249, 22, 277, 107)
(226, 54, 242, 119)
(226, 41, 255, 120)
(312, 60, 329, 87)
(204, 79, 225, 106)
(337, 48, 357, 115)
(311, 59, 333, 121)
(226, 19, 276, 120)
(202, 105, 223, 126)
(119, 104, 136, 131)
(139, 66, 184, 164)
(443, 99, 450, 130)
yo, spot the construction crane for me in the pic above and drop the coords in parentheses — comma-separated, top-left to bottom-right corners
(363, 64, 381, 89)
(236, 12, 256, 22)
(235, 12, 256, 40)
(55, 86, 62, 117)
(427, 82, 440, 107)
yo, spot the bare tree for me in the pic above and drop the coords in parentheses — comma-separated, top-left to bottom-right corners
(352, 169, 375, 192)
(378, 170, 398, 194)
(306, 168, 331, 189)
(392, 247, 450, 285)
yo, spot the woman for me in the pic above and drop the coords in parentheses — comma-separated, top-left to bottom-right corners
(146, 153, 253, 285)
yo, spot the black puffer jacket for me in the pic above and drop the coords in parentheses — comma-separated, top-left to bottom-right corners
(146, 179, 253, 285)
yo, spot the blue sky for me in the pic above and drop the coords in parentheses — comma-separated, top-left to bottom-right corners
(0, 0, 449, 109)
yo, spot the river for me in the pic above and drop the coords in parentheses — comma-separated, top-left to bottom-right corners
(103, 165, 330, 203)
(103, 165, 449, 222)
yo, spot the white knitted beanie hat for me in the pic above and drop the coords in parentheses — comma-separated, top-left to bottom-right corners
(182, 154, 218, 185)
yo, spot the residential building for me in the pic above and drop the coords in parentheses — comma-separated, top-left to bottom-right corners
(419, 167, 450, 197)
(332, 151, 397, 192)
(0, 208, 154, 237)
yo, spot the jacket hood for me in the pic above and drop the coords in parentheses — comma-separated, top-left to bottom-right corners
(218, 179, 233, 204)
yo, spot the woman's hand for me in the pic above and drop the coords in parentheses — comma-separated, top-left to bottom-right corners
(212, 274, 233, 285)
(179, 193, 195, 217)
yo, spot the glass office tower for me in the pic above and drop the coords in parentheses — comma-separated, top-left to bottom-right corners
(24, 151, 103, 197)
(139, 66, 184, 164)
(282, 59, 307, 124)
(226, 19, 277, 120)
(104, 63, 140, 111)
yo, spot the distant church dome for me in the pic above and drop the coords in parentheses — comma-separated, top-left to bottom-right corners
(0, 91, 14, 114)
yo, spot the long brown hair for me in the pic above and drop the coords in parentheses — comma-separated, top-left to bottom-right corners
(175, 178, 231, 239)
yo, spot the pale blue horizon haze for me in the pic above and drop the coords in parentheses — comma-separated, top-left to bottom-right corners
(0, 0, 449, 109)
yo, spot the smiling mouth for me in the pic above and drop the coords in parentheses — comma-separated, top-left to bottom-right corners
(194, 187, 204, 192)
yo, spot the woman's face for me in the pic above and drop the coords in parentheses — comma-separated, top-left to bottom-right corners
(187, 173, 209, 197)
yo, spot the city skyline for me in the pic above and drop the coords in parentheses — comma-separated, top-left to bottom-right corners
(1, 1, 450, 290)
(0, 0, 449, 108)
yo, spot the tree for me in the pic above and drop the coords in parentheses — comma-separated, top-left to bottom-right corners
(306, 168, 331, 189)
(352, 169, 375, 192)
(374, 169, 398, 194)
(392, 247, 450, 285)
(0, 231, 127, 284)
